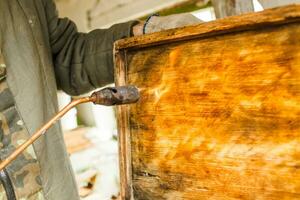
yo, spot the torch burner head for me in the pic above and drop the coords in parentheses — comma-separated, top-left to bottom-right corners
(90, 85, 140, 106)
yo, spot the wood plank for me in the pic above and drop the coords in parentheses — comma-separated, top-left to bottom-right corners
(64, 127, 93, 154)
(115, 5, 300, 200)
(115, 5, 300, 50)
(212, 0, 254, 18)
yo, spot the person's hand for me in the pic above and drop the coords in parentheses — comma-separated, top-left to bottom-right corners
(132, 22, 144, 36)
(132, 13, 202, 36)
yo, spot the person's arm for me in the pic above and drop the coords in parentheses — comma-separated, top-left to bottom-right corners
(44, 0, 138, 96)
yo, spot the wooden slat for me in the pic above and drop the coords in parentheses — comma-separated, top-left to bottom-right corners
(115, 5, 300, 50)
(114, 50, 133, 200)
(211, 0, 254, 18)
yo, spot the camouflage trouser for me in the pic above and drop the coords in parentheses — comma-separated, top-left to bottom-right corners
(0, 59, 44, 199)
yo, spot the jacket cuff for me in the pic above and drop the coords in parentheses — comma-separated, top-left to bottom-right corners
(110, 20, 139, 41)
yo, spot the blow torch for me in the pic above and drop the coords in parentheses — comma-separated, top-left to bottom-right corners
(0, 85, 139, 171)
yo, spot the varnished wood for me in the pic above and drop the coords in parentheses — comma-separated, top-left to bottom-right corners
(212, 0, 254, 18)
(115, 5, 300, 200)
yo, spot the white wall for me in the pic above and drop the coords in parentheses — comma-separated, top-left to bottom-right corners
(56, 0, 188, 31)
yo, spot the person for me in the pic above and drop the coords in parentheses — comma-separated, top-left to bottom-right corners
(0, 0, 201, 199)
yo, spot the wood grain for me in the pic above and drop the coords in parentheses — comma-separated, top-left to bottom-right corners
(115, 5, 300, 200)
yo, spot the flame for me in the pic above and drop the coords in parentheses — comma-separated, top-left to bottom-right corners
(148, 49, 181, 104)
(149, 72, 170, 104)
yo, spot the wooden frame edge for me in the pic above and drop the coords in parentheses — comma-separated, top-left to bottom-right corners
(114, 48, 134, 200)
(115, 4, 300, 50)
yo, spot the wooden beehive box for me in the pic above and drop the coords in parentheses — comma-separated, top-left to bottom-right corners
(114, 5, 300, 200)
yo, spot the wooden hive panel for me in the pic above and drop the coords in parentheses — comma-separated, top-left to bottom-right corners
(115, 5, 300, 200)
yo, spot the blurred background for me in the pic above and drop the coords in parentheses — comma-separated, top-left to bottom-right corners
(53, 0, 297, 199)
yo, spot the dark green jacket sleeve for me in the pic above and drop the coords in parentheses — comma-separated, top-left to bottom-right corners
(44, 0, 137, 96)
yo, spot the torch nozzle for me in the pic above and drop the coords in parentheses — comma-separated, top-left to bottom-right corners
(90, 85, 140, 106)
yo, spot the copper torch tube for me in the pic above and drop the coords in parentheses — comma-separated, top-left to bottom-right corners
(0, 85, 139, 171)
(0, 96, 94, 171)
